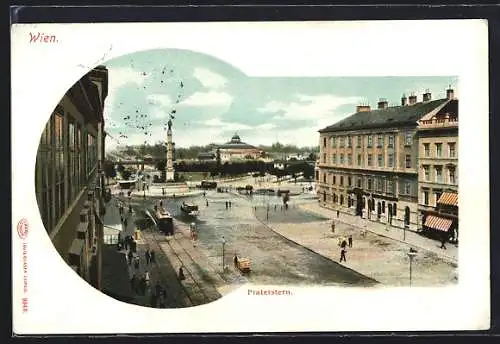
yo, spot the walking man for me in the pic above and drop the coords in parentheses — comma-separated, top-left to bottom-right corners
(440, 236, 447, 250)
(340, 247, 347, 262)
(348, 235, 353, 248)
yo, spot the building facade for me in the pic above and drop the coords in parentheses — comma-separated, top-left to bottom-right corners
(417, 88, 458, 241)
(217, 133, 263, 161)
(316, 89, 455, 231)
(35, 66, 108, 290)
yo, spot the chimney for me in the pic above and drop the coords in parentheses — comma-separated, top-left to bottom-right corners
(423, 89, 432, 102)
(401, 94, 408, 106)
(408, 92, 417, 105)
(446, 85, 455, 100)
(356, 104, 371, 113)
(377, 98, 388, 109)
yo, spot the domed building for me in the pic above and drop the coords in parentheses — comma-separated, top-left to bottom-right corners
(217, 133, 263, 161)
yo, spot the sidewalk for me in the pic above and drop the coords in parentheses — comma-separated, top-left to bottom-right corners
(299, 202, 458, 263)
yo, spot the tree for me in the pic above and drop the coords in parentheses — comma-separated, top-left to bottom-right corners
(121, 169, 132, 181)
(307, 152, 317, 161)
(116, 164, 125, 175)
(156, 160, 166, 171)
(216, 148, 221, 174)
(103, 162, 116, 184)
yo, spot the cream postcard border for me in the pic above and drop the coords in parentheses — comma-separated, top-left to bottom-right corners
(11, 20, 489, 334)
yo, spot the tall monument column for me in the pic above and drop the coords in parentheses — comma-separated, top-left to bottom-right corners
(165, 118, 175, 181)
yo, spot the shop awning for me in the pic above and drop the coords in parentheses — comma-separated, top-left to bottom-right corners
(437, 192, 458, 207)
(424, 215, 453, 232)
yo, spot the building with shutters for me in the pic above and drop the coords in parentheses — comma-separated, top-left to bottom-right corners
(316, 87, 456, 232)
(35, 66, 108, 291)
(417, 89, 458, 242)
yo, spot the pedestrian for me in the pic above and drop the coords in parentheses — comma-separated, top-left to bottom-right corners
(341, 239, 347, 249)
(440, 236, 447, 250)
(145, 271, 150, 285)
(145, 249, 151, 265)
(150, 250, 156, 264)
(234, 255, 238, 267)
(121, 215, 124, 223)
(337, 210, 340, 218)
(178, 267, 185, 280)
(124, 217, 128, 228)
(348, 235, 353, 248)
(331, 221, 335, 233)
(129, 204, 132, 213)
(159, 200, 163, 208)
(225, 201, 228, 209)
(206, 200, 209, 207)
(340, 248, 347, 262)
(229, 201, 232, 208)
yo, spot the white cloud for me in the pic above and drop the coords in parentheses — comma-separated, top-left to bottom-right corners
(202, 118, 251, 131)
(256, 123, 276, 131)
(103, 66, 147, 122)
(147, 94, 173, 109)
(257, 94, 361, 122)
(179, 91, 233, 107)
(193, 67, 228, 89)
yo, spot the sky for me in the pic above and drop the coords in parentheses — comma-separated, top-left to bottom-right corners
(102, 48, 457, 151)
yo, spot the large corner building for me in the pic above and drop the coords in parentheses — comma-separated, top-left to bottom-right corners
(316, 88, 458, 235)
(35, 66, 109, 291)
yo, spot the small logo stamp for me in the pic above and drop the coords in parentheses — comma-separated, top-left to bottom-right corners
(17, 218, 29, 240)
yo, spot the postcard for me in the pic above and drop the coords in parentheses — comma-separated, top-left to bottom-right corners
(11, 20, 490, 334)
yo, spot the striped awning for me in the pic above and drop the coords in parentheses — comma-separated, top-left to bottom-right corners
(424, 215, 453, 232)
(437, 192, 458, 206)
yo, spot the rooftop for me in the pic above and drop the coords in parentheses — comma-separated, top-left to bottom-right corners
(319, 98, 450, 133)
(218, 132, 259, 150)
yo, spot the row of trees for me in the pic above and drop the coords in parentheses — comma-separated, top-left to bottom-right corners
(111, 142, 319, 161)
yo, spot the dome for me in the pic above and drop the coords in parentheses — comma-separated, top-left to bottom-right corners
(230, 133, 241, 143)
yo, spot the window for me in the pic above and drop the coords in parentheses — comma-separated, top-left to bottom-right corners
(388, 153, 394, 168)
(340, 176, 344, 186)
(377, 135, 384, 148)
(405, 154, 411, 168)
(376, 178, 383, 192)
(347, 136, 352, 148)
(315, 171, 319, 181)
(340, 154, 344, 165)
(323, 174, 326, 183)
(357, 154, 362, 166)
(436, 143, 443, 157)
(404, 131, 413, 146)
(423, 191, 429, 205)
(331, 136, 337, 148)
(367, 178, 373, 190)
(404, 182, 411, 195)
(449, 143, 456, 158)
(378, 154, 384, 167)
(357, 178, 362, 188)
(348, 176, 352, 186)
(333, 175, 336, 184)
(367, 154, 373, 166)
(435, 191, 442, 206)
(435, 166, 443, 183)
(367, 135, 373, 148)
(340, 137, 345, 148)
(357, 136, 362, 148)
(347, 154, 352, 165)
(449, 168, 456, 184)
(323, 153, 326, 163)
(388, 135, 394, 148)
(424, 143, 430, 157)
(332, 154, 336, 164)
(423, 166, 430, 181)
(387, 180, 394, 194)
(323, 137, 327, 147)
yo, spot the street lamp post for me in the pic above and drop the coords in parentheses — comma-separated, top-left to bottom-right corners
(221, 236, 226, 272)
(407, 249, 417, 286)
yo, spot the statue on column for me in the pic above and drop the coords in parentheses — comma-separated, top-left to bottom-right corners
(167, 118, 173, 131)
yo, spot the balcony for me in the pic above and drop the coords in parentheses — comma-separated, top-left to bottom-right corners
(419, 117, 458, 130)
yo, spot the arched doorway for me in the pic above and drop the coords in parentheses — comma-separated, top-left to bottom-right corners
(377, 201, 381, 219)
(393, 203, 397, 217)
(323, 191, 327, 202)
(388, 203, 392, 219)
(340, 194, 344, 205)
(382, 201, 385, 214)
(404, 206, 410, 227)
